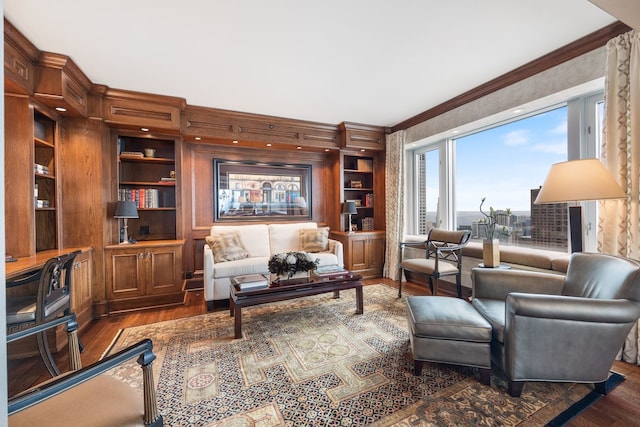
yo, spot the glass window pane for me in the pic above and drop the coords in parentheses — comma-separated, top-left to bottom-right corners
(417, 149, 440, 234)
(454, 106, 568, 251)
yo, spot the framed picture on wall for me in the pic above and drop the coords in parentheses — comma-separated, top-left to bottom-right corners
(214, 159, 312, 222)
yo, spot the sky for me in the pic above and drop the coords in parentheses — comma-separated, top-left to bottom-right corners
(426, 106, 568, 213)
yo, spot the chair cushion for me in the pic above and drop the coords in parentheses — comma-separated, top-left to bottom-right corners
(406, 296, 492, 342)
(300, 227, 329, 252)
(400, 258, 458, 275)
(9, 375, 145, 427)
(206, 232, 249, 263)
(6, 296, 37, 325)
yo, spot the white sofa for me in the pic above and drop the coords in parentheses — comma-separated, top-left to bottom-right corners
(203, 222, 344, 310)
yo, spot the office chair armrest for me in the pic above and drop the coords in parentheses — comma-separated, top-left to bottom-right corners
(399, 240, 428, 249)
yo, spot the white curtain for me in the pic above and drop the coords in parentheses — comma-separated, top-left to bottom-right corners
(599, 30, 640, 364)
(383, 130, 406, 280)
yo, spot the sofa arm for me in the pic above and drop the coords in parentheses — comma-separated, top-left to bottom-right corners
(472, 268, 564, 300)
(203, 244, 215, 301)
(328, 238, 344, 267)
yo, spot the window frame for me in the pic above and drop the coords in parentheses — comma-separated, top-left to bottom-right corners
(407, 89, 604, 253)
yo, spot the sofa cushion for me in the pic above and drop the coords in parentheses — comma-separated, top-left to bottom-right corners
(300, 227, 329, 252)
(268, 222, 318, 254)
(212, 256, 271, 278)
(206, 232, 249, 263)
(211, 224, 270, 258)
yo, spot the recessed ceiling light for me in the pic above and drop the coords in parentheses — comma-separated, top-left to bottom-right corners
(266, 143, 272, 147)
(232, 140, 239, 144)
(324, 149, 330, 152)
(452, 130, 459, 134)
(55, 107, 67, 112)
(141, 127, 149, 132)
(513, 109, 523, 114)
(360, 149, 366, 152)
(195, 137, 201, 141)
(296, 146, 302, 150)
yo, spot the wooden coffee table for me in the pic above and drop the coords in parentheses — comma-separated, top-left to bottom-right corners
(229, 273, 363, 339)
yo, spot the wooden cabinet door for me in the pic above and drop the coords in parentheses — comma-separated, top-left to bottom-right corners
(146, 244, 183, 295)
(106, 247, 145, 300)
(71, 249, 93, 326)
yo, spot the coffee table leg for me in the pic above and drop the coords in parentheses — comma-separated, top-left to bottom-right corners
(234, 306, 242, 339)
(356, 285, 363, 314)
(333, 290, 340, 299)
(229, 297, 235, 317)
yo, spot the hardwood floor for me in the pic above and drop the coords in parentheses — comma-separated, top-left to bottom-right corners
(7, 278, 640, 425)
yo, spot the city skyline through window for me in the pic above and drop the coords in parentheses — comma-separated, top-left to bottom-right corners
(455, 106, 568, 249)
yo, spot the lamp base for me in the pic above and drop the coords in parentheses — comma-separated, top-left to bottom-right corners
(569, 205, 583, 253)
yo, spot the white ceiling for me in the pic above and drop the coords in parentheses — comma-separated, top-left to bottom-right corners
(4, 1, 620, 128)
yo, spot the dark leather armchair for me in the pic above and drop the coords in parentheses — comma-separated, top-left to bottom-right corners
(398, 229, 471, 298)
(472, 252, 640, 397)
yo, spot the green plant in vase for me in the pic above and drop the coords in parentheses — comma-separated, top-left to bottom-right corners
(479, 197, 511, 267)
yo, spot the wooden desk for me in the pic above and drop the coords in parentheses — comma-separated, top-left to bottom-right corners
(6, 247, 94, 359)
(6, 247, 90, 280)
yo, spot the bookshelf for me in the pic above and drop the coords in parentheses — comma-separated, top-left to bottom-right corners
(116, 134, 178, 241)
(34, 110, 59, 252)
(342, 154, 375, 232)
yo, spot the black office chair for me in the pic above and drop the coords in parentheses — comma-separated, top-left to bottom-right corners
(6, 251, 81, 377)
(398, 229, 471, 298)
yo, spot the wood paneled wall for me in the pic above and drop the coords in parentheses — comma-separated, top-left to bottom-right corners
(180, 142, 339, 276)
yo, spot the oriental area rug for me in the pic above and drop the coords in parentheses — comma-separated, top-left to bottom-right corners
(104, 284, 615, 426)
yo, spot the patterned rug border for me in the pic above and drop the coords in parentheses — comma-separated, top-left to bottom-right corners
(105, 283, 610, 426)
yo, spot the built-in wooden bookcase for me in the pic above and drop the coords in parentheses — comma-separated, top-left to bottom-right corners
(116, 133, 179, 242)
(33, 110, 59, 252)
(342, 154, 375, 232)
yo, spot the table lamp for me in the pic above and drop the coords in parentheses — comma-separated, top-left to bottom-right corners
(342, 201, 358, 233)
(534, 158, 625, 252)
(114, 200, 139, 244)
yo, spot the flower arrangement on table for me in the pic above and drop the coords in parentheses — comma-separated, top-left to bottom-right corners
(268, 251, 320, 279)
(479, 197, 512, 240)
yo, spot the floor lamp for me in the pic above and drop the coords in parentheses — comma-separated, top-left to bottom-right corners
(342, 201, 358, 233)
(114, 200, 139, 244)
(534, 158, 625, 253)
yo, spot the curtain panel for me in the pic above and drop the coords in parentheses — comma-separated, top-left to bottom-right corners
(383, 130, 406, 280)
(599, 30, 640, 364)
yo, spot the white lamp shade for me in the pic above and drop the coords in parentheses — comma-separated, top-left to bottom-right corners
(114, 200, 139, 218)
(534, 159, 626, 204)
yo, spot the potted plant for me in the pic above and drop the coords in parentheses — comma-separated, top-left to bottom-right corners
(479, 197, 511, 267)
(268, 251, 320, 283)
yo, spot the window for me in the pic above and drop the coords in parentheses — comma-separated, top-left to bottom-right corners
(410, 91, 603, 253)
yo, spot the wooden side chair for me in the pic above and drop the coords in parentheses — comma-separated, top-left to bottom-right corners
(398, 229, 472, 298)
(9, 331, 162, 426)
(6, 251, 80, 377)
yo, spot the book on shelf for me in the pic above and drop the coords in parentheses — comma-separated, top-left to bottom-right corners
(234, 274, 269, 290)
(120, 151, 144, 158)
(119, 188, 160, 208)
(159, 177, 176, 182)
(311, 264, 350, 281)
(34, 163, 50, 175)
